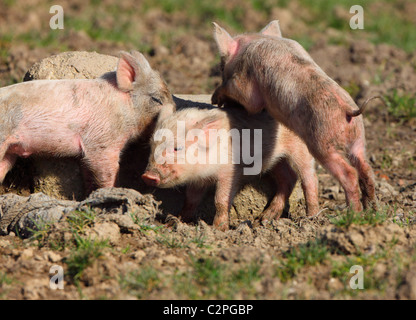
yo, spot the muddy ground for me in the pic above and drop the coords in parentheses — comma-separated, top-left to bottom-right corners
(0, 0, 415, 300)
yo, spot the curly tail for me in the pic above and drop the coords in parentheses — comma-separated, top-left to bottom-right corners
(347, 95, 388, 117)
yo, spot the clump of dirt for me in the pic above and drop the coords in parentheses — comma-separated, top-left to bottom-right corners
(321, 223, 414, 255)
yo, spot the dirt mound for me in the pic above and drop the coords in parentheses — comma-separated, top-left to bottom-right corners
(24, 51, 118, 81)
(0, 188, 159, 238)
(321, 223, 415, 255)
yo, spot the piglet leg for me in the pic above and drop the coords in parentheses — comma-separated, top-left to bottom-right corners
(213, 171, 241, 231)
(0, 153, 17, 184)
(350, 146, 377, 210)
(261, 159, 298, 222)
(82, 147, 122, 191)
(180, 183, 209, 223)
(321, 152, 362, 212)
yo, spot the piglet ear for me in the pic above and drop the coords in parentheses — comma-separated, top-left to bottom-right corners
(116, 51, 139, 92)
(157, 103, 176, 122)
(129, 50, 153, 75)
(212, 22, 239, 58)
(260, 20, 282, 38)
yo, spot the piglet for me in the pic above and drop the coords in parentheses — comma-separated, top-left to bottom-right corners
(142, 100, 319, 231)
(211, 21, 377, 212)
(0, 51, 173, 192)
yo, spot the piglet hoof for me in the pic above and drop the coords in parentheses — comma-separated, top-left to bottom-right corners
(259, 218, 271, 227)
(363, 200, 378, 212)
(214, 222, 229, 232)
(252, 219, 262, 229)
(165, 214, 181, 228)
(180, 215, 197, 225)
(213, 217, 229, 232)
(258, 216, 280, 228)
(211, 91, 219, 105)
(259, 209, 286, 225)
(211, 89, 224, 107)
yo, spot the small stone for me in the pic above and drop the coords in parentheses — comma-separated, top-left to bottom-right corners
(130, 250, 146, 262)
(88, 222, 120, 245)
(327, 277, 344, 291)
(46, 251, 62, 263)
(20, 248, 34, 260)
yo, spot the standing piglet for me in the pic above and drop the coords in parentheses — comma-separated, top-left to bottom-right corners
(142, 100, 319, 231)
(0, 51, 173, 192)
(211, 21, 377, 212)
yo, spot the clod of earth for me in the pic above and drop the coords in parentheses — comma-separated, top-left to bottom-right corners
(0, 188, 160, 237)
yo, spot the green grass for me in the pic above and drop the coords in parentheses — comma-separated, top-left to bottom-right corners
(1, 0, 415, 61)
(27, 217, 54, 248)
(119, 267, 161, 299)
(129, 212, 164, 233)
(381, 150, 393, 170)
(120, 256, 262, 299)
(0, 272, 13, 287)
(330, 209, 388, 228)
(393, 209, 416, 227)
(384, 90, 416, 122)
(366, 9, 416, 53)
(329, 240, 403, 296)
(156, 234, 186, 249)
(281, 0, 416, 52)
(121, 244, 131, 254)
(185, 257, 226, 298)
(26, 207, 98, 250)
(0, 272, 14, 299)
(0, 35, 12, 64)
(189, 228, 211, 249)
(65, 234, 110, 284)
(175, 256, 262, 299)
(142, 0, 247, 31)
(67, 207, 97, 234)
(275, 239, 329, 282)
(343, 81, 361, 100)
(25, 207, 112, 285)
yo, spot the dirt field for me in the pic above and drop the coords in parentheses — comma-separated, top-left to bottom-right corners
(0, 0, 415, 300)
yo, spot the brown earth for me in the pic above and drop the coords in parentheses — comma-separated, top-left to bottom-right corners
(0, 0, 415, 300)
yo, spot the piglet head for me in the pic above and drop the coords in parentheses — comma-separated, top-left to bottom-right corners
(211, 22, 277, 114)
(143, 107, 227, 189)
(116, 50, 174, 130)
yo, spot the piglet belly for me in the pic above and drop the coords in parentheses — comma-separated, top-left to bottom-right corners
(12, 126, 83, 158)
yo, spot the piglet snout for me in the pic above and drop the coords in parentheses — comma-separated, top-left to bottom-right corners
(141, 172, 161, 186)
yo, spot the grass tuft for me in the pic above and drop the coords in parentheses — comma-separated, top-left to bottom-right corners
(275, 239, 329, 282)
(330, 209, 388, 228)
(384, 90, 416, 122)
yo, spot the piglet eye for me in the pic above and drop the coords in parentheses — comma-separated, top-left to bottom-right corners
(151, 96, 163, 105)
(174, 146, 183, 152)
